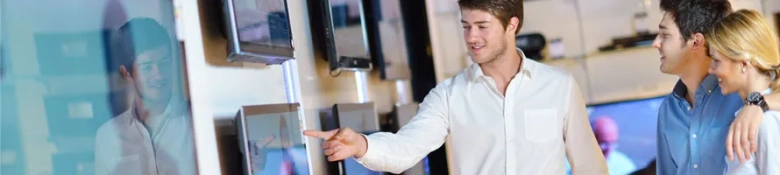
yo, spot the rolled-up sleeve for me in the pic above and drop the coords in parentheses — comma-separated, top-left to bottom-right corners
(354, 84, 450, 174)
(562, 76, 609, 175)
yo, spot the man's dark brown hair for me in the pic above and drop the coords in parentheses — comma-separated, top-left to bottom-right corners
(659, 0, 732, 43)
(458, 0, 524, 34)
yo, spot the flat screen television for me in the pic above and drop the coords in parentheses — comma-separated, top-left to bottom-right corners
(320, 102, 384, 175)
(235, 103, 311, 175)
(222, 0, 295, 64)
(565, 96, 664, 175)
(364, 0, 411, 80)
(308, 0, 373, 76)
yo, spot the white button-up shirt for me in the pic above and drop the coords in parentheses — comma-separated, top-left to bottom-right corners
(94, 98, 196, 175)
(355, 52, 608, 175)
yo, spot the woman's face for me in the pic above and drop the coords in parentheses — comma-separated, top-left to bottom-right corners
(708, 46, 747, 95)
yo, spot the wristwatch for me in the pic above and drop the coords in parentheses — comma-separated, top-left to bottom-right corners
(745, 92, 769, 112)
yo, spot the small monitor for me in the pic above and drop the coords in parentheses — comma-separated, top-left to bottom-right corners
(320, 102, 383, 175)
(235, 103, 311, 175)
(223, 0, 295, 64)
(308, 0, 373, 76)
(365, 0, 411, 80)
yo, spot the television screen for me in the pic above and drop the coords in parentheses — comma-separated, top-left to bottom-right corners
(233, 0, 291, 48)
(237, 104, 310, 175)
(307, 0, 373, 74)
(224, 0, 294, 64)
(344, 157, 383, 175)
(565, 97, 664, 175)
(330, 0, 372, 69)
(365, 0, 411, 79)
(331, 103, 383, 175)
(253, 147, 310, 175)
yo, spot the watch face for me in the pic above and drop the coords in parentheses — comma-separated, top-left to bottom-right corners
(748, 92, 762, 102)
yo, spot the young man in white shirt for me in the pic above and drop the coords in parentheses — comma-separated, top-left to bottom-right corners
(94, 18, 196, 175)
(304, 0, 608, 174)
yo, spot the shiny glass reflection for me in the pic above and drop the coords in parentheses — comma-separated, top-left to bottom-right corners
(0, 1, 197, 175)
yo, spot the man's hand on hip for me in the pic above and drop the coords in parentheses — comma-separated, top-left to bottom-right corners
(304, 128, 368, 161)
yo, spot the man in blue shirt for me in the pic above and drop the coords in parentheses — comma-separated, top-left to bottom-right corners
(653, 0, 739, 174)
(655, 0, 780, 174)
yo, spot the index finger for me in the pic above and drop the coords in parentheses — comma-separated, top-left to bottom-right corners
(303, 129, 338, 139)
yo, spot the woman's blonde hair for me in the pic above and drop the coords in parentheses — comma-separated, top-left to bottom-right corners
(707, 9, 780, 91)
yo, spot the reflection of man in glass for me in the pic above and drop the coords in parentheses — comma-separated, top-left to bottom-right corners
(94, 17, 195, 175)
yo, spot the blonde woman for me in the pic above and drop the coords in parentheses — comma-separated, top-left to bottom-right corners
(706, 9, 780, 175)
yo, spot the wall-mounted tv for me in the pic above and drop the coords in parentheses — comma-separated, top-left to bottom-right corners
(564, 96, 664, 175)
(308, 0, 373, 76)
(222, 0, 295, 64)
(235, 103, 311, 175)
(364, 0, 411, 80)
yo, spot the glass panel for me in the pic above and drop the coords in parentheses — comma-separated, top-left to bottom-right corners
(329, 0, 370, 59)
(0, 0, 198, 175)
(234, 0, 292, 48)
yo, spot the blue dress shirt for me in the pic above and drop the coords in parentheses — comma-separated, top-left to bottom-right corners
(657, 75, 743, 175)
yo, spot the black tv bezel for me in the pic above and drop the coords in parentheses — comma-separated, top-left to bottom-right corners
(223, 0, 295, 65)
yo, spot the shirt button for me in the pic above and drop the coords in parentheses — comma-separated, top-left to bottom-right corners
(694, 164, 699, 169)
(687, 107, 691, 111)
(708, 90, 712, 93)
(692, 134, 697, 139)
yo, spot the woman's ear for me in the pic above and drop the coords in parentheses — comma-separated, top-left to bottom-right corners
(741, 60, 752, 73)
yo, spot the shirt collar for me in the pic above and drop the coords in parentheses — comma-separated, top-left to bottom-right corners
(672, 74, 720, 98)
(126, 97, 187, 124)
(467, 48, 533, 82)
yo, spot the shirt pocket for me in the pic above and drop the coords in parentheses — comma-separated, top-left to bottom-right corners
(524, 109, 560, 142)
